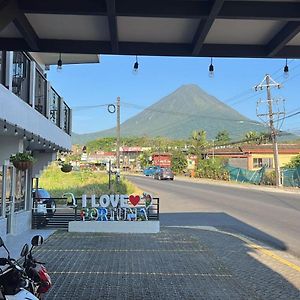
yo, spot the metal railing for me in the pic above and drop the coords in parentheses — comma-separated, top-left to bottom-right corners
(35, 69, 47, 115)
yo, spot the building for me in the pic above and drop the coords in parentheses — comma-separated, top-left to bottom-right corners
(0, 50, 98, 240)
(209, 144, 300, 170)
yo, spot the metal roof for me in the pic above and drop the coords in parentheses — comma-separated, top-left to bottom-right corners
(1, 0, 300, 58)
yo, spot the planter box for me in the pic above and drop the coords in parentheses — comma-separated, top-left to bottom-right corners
(68, 221, 160, 233)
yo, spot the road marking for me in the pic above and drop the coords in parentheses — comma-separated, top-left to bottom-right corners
(49, 271, 232, 277)
(166, 226, 300, 273)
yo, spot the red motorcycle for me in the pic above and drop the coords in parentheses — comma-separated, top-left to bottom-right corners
(22, 236, 52, 299)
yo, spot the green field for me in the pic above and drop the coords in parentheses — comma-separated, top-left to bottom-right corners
(39, 165, 140, 198)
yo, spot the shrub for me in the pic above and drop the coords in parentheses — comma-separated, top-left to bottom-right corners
(195, 158, 229, 181)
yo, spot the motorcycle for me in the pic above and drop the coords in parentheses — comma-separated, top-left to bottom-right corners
(22, 236, 52, 299)
(0, 237, 38, 300)
(0, 235, 51, 300)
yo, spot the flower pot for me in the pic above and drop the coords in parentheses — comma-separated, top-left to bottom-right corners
(61, 165, 72, 173)
(13, 161, 33, 171)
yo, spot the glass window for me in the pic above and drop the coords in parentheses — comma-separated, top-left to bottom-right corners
(253, 158, 273, 168)
(0, 169, 2, 217)
(12, 52, 30, 103)
(15, 170, 26, 212)
(0, 51, 2, 85)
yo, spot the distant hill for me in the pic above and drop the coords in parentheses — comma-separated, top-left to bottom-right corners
(72, 84, 292, 144)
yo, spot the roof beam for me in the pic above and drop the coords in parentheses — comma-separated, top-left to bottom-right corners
(192, 0, 225, 56)
(0, 0, 18, 31)
(106, 0, 119, 53)
(13, 13, 39, 51)
(18, 1, 300, 21)
(266, 22, 300, 57)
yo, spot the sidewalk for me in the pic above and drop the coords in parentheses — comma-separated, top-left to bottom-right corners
(25, 227, 300, 300)
(0, 229, 55, 260)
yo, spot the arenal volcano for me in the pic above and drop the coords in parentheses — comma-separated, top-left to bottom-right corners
(72, 84, 268, 144)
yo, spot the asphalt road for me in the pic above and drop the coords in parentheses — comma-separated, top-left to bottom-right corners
(127, 175, 300, 257)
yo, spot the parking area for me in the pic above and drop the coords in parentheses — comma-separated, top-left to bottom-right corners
(29, 227, 300, 300)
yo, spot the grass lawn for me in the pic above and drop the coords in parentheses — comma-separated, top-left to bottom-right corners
(39, 164, 141, 198)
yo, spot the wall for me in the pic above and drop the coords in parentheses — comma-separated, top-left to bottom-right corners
(11, 211, 31, 235)
(0, 84, 71, 150)
(0, 136, 23, 164)
(0, 218, 7, 240)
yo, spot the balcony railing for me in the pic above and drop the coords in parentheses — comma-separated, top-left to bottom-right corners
(1, 51, 72, 135)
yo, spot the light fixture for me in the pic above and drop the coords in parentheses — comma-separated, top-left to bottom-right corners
(57, 53, 62, 71)
(38, 136, 41, 144)
(208, 57, 214, 78)
(30, 133, 34, 143)
(23, 129, 27, 140)
(43, 141, 46, 148)
(133, 55, 139, 74)
(14, 124, 18, 136)
(283, 58, 289, 78)
(48, 143, 52, 149)
(3, 120, 7, 132)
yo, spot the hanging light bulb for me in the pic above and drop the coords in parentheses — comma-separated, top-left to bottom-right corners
(30, 133, 34, 143)
(283, 58, 289, 78)
(43, 141, 46, 147)
(3, 120, 8, 132)
(208, 57, 214, 78)
(23, 129, 27, 140)
(133, 55, 139, 74)
(14, 124, 18, 136)
(48, 143, 52, 149)
(57, 53, 63, 71)
(38, 136, 41, 144)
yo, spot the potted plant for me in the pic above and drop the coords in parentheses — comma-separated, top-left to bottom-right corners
(10, 152, 35, 170)
(61, 163, 73, 173)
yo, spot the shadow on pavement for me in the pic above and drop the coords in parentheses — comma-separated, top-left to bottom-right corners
(160, 212, 287, 251)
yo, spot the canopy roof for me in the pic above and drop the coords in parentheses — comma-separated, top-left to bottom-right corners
(1, 0, 300, 58)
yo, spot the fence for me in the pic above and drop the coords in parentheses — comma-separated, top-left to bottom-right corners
(282, 167, 300, 187)
(225, 164, 266, 185)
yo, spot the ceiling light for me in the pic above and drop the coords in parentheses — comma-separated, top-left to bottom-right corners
(283, 58, 289, 78)
(57, 53, 63, 71)
(133, 55, 139, 74)
(208, 57, 214, 78)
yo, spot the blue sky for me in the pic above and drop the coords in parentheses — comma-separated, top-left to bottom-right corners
(47, 55, 300, 136)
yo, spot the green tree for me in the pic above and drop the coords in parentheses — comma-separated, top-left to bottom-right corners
(171, 150, 187, 174)
(215, 130, 230, 144)
(190, 130, 208, 158)
(139, 150, 152, 168)
(244, 131, 270, 144)
(284, 154, 300, 168)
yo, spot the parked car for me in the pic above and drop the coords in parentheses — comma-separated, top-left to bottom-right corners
(32, 188, 56, 217)
(143, 166, 161, 177)
(153, 167, 174, 180)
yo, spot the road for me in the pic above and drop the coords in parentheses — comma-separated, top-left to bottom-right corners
(127, 175, 300, 257)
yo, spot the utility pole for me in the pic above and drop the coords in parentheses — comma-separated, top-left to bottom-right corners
(116, 96, 120, 170)
(255, 74, 285, 187)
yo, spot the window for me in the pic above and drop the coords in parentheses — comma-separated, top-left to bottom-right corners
(253, 158, 273, 168)
(0, 169, 2, 217)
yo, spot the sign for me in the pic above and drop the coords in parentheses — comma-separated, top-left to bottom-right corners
(80, 192, 153, 222)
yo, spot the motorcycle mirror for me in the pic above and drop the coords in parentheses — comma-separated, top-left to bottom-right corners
(20, 244, 29, 257)
(0, 237, 4, 247)
(31, 235, 44, 246)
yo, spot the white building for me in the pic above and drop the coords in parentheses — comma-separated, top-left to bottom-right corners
(0, 51, 98, 240)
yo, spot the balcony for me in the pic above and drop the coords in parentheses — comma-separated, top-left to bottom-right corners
(1, 51, 71, 136)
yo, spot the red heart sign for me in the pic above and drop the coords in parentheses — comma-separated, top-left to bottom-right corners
(129, 195, 140, 206)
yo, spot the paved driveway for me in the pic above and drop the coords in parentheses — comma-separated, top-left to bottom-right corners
(32, 228, 300, 300)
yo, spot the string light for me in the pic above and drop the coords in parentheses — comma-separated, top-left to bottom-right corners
(57, 53, 62, 71)
(30, 133, 34, 143)
(3, 120, 7, 132)
(14, 124, 18, 136)
(23, 129, 27, 140)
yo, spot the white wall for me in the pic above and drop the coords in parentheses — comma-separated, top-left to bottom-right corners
(0, 84, 71, 150)
(0, 137, 23, 164)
